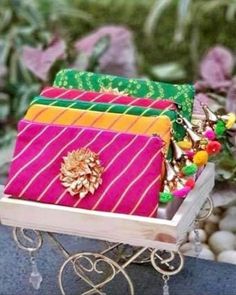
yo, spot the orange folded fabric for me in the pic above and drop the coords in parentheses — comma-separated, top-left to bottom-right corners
(25, 104, 172, 151)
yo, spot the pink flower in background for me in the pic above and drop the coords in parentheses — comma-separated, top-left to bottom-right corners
(226, 77, 236, 114)
(194, 46, 236, 114)
(74, 25, 137, 77)
(22, 38, 66, 81)
(197, 46, 234, 92)
(193, 93, 209, 115)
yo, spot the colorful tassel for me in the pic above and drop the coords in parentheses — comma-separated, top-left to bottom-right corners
(215, 120, 226, 137)
(201, 104, 218, 123)
(182, 164, 198, 176)
(185, 150, 195, 160)
(177, 140, 192, 150)
(193, 150, 208, 167)
(173, 186, 191, 198)
(185, 178, 195, 189)
(206, 141, 222, 155)
(160, 192, 174, 203)
(204, 128, 216, 140)
(225, 113, 236, 129)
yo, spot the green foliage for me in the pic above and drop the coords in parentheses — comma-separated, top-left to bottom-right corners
(71, 0, 236, 80)
(0, 0, 93, 146)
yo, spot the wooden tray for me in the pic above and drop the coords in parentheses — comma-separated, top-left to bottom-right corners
(0, 163, 215, 251)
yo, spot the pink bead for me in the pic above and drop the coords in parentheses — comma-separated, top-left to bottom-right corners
(204, 129, 216, 140)
(173, 186, 191, 198)
(186, 150, 195, 159)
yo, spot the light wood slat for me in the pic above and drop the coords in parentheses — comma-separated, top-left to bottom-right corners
(0, 164, 215, 250)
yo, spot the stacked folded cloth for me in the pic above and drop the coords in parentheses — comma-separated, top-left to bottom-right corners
(4, 70, 235, 218)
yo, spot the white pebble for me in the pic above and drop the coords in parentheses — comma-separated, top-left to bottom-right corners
(208, 231, 236, 254)
(202, 243, 210, 249)
(207, 214, 220, 224)
(198, 248, 215, 260)
(219, 216, 236, 233)
(225, 207, 236, 216)
(217, 250, 236, 265)
(188, 229, 207, 243)
(180, 243, 192, 253)
(181, 245, 215, 260)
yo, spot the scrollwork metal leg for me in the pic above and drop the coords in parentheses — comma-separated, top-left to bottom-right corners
(192, 196, 214, 256)
(104, 242, 152, 264)
(196, 196, 213, 222)
(151, 249, 184, 295)
(58, 252, 135, 295)
(12, 230, 186, 294)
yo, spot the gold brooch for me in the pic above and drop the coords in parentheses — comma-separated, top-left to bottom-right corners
(100, 86, 128, 96)
(60, 148, 104, 198)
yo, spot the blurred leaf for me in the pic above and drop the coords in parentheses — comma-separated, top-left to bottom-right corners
(22, 38, 66, 81)
(226, 3, 236, 21)
(0, 93, 9, 122)
(226, 77, 236, 113)
(0, 127, 16, 148)
(201, 46, 234, 80)
(0, 39, 11, 65)
(212, 149, 236, 182)
(0, 9, 12, 32)
(74, 25, 137, 77)
(9, 52, 18, 85)
(151, 62, 186, 81)
(144, 0, 172, 37)
(17, 84, 40, 117)
(201, 0, 232, 13)
(87, 35, 111, 72)
(174, 0, 192, 42)
(212, 182, 236, 207)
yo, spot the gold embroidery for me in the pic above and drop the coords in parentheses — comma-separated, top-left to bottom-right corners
(60, 148, 103, 198)
(99, 86, 128, 96)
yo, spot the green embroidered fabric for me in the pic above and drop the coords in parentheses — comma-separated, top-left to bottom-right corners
(31, 96, 185, 141)
(53, 69, 195, 120)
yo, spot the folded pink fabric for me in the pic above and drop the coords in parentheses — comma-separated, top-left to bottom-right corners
(4, 120, 163, 217)
(40, 87, 176, 110)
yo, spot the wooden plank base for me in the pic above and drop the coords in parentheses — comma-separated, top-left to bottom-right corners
(0, 164, 215, 250)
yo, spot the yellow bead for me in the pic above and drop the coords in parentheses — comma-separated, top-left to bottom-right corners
(177, 140, 192, 150)
(193, 150, 209, 167)
(226, 113, 236, 129)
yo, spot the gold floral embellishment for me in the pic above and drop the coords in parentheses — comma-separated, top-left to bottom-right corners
(60, 148, 104, 199)
(100, 86, 128, 96)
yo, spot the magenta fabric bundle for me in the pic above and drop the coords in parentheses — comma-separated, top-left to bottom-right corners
(41, 87, 176, 110)
(4, 120, 164, 217)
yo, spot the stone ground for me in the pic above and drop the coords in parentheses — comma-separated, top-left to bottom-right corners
(0, 225, 236, 295)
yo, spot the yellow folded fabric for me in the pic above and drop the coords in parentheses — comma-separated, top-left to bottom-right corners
(25, 104, 172, 150)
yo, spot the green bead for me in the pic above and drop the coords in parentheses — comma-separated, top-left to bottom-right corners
(182, 164, 198, 176)
(160, 192, 174, 203)
(215, 120, 226, 137)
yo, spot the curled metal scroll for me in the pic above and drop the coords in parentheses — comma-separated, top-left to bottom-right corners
(104, 243, 151, 264)
(151, 250, 184, 276)
(196, 196, 213, 221)
(59, 252, 134, 295)
(13, 228, 42, 252)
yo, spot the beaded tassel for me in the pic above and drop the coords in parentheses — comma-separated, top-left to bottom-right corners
(29, 253, 43, 290)
(162, 275, 170, 295)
